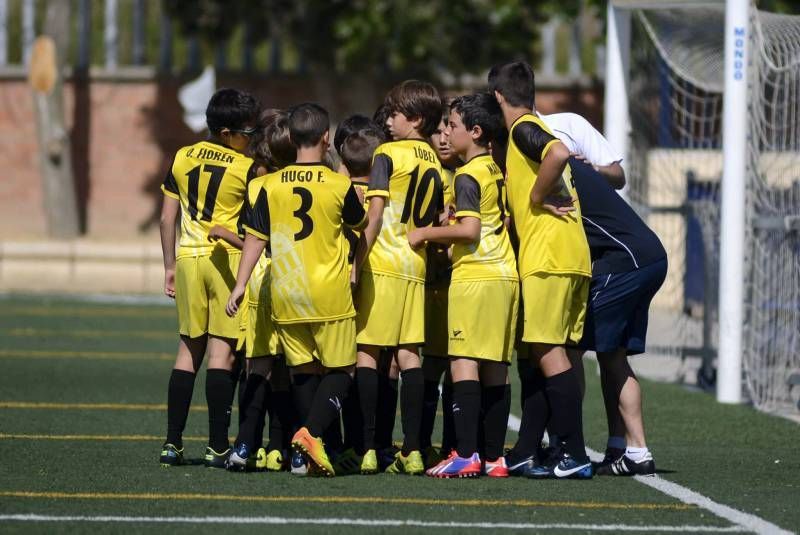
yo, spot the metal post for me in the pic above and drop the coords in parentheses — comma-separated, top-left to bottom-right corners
(603, 2, 631, 196)
(104, 0, 118, 71)
(717, 0, 750, 404)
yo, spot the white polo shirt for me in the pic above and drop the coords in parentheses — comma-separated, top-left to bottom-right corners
(538, 112, 623, 167)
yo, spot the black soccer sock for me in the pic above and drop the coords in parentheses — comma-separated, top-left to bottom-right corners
(509, 365, 548, 464)
(517, 357, 533, 411)
(341, 380, 363, 452)
(399, 368, 424, 454)
(545, 368, 586, 460)
(356, 367, 378, 451)
(452, 380, 481, 458)
(322, 412, 344, 452)
(420, 379, 441, 450)
(441, 378, 456, 452)
(292, 373, 320, 428)
(166, 369, 196, 448)
(267, 389, 293, 451)
(237, 368, 248, 426)
(236, 373, 271, 451)
(206, 368, 234, 452)
(306, 371, 352, 438)
(482, 384, 511, 461)
(375, 375, 399, 450)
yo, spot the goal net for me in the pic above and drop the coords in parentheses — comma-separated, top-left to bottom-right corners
(625, 2, 800, 414)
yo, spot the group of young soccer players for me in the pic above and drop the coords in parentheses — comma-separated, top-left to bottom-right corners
(158, 60, 668, 479)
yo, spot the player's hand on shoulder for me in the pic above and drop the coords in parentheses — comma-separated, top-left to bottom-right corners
(226, 285, 245, 317)
(407, 228, 426, 251)
(541, 195, 576, 217)
(164, 268, 176, 299)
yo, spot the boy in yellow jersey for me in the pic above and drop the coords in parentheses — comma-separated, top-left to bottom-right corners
(420, 114, 460, 466)
(351, 80, 445, 475)
(222, 109, 296, 472)
(227, 103, 367, 477)
(332, 128, 385, 474)
(158, 88, 261, 468)
(409, 93, 518, 478)
(488, 62, 593, 479)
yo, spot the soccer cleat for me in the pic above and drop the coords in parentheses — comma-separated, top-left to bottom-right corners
(263, 449, 285, 472)
(526, 449, 593, 480)
(483, 456, 509, 478)
(385, 449, 425, 475)
(377, 445, 400, 472)
(504, 453, 537, 477)
(599, 452, 656, 476)
(423, 445, 444, 469)
(426, 451, 481, 478)
(333, 448, 362, 476)
(254, 448, 268, 471)
(204, 446, 231, 469)
(593, 447, 625, 474)
(291, 427, 335, 477)
(360, 449, 378, 474)
(159, 443, 184, 467)
(290, 449, 308, 475)
(226, 443, 250, 471)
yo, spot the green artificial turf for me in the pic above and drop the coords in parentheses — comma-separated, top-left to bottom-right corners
(0, 294, 797, 533)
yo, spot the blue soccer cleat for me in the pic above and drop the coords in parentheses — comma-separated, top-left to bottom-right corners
(526, 449, 593, 479)
(425, 451, 481, 478)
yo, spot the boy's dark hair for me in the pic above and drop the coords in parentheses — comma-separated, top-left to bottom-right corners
(206, 88, 261, 135)
(487, 62, 535, 109)
(372, 103, 392, 140)
(334, 114, 385, 155)
(385, 80, 443, 138)
(341, 130, 383, 177)
(288, 103, 329, 148)
(253, 109, 295, 170)
(450, 93, 505, 148)
(250, 108, 281, 170)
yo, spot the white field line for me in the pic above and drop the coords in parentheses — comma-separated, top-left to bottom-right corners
(0, 514, 750, 532)
(506, 414, 793, 535)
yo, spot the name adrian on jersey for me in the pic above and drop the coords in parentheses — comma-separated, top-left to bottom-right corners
(186, 147, 236, 164)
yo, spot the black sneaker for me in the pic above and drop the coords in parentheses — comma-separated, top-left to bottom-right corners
(525, 448, 593, 479)
(600, 452, 656, 476)
(504, 451, 537, 477)
(593, 447, 625, 475)
(204, 446, 231, 469)
(159, 443, 184, 467)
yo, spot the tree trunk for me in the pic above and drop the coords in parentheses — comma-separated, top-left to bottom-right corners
(32, 0, 80, 238)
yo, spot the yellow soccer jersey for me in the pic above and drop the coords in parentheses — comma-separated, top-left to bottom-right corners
(245, 176, 271, 305)
(505, 114, 591, 278)
(451, 154, 517, 282)
(345, 179, 370, 264)
(364, 140, 444, 282)
(162, 140, 257, 255)
(244, 163, 367, 324)
(442, 168, 456, 210)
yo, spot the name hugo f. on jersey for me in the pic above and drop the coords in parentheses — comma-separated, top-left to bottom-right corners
(505, 114, 591, 278)
(162, 140, 256, 255)
(451, 154, 518, 282)
(244, 163, 367, 324)
(364, 140, 444, 282)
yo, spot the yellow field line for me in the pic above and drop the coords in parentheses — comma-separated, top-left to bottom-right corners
(2, 328, 173, 339)
(0, 433, 214, 442)
(0, 350, 173, 361)
(0, 490, 695, 511)
(0, 307, 174, 318)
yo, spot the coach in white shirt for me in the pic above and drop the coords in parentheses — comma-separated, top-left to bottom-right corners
(538, 112, 626, 190)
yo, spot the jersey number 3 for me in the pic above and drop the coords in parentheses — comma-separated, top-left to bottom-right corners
(293, 187, 314, 241)
(186, 164, 226, 221)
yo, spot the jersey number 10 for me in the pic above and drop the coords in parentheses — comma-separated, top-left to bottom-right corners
(400, 166, 441, 227)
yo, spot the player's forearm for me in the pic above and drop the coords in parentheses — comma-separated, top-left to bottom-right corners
(215, 228, 245, 250)
(531, 143, 570, 206)
(233, 233, 266, 290)
(159, 198, 179, 269)
(416, 219, 479, 246)
(595, 162, 626, 189)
